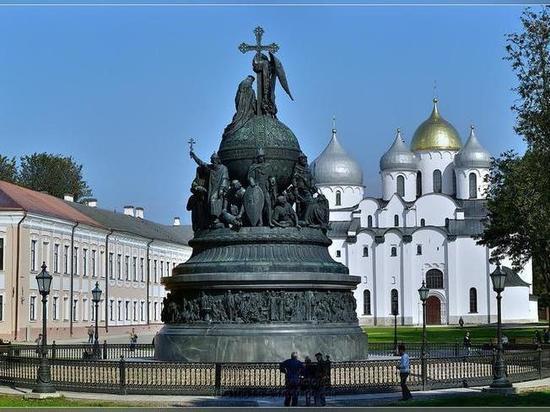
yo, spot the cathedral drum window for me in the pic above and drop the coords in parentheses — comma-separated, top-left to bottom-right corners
(397, 175, 405, 197)
(433, 169, 442, 193)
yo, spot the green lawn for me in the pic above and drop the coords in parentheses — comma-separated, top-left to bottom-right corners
(0, 394, 139, 407)
(363, 324, 548, 343)
(391, 390, 550, 407)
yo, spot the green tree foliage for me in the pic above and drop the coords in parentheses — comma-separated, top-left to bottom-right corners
(18, 153, 92, 201)
(478, 7, 550, 308)
(0, 155, 17, 183)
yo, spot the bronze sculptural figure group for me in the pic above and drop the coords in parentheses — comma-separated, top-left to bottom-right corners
(187, 147, 330, 233)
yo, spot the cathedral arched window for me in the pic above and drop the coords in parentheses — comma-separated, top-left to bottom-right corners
(397, 175, 405, 197)
(416, 172, 422, 197)
(394, 214, 399, 227)
(469, 288, 478, 313)
(417, 244, 422, 255)
(445, 218, 449, 227)
(390, 246, 397, 257)
(469, 173, 477, 199)
(420, 218, 426, 227)
(367, 215, 373, 228)
(433, 169, 442, 193)
(452, 170, 457, 196)
(391, 289, 399, 315)
(362, 246, 368, 257)
(363, 290, 371, 315)
(426, 269, 443, 289)
(335, 190, 342, 206)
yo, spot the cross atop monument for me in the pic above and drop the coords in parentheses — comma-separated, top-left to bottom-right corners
(238, 26, 279, 56)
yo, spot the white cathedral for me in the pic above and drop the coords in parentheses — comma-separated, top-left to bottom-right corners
(311, 99, 538, 326)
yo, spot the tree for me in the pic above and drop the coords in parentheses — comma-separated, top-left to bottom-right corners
(478, 7, 550, 323)
(0, 155, 17, 183)
(18, 153, 92, 201)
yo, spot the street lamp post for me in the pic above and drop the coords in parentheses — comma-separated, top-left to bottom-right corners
(32, 263, 56, 394)
(91, 282, 102, 358)
(391, 294, 399, 356)
(486, 262, 514, 393)
(418, 281, 430, 390)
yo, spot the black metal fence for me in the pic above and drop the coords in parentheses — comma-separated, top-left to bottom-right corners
(0, 346, 549, 396)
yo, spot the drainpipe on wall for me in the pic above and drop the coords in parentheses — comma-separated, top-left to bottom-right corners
(104, 229, 114, 333)
(69, 222, 79, 336)
(146, 239, 154, 325)
(14, 212, 28, 341)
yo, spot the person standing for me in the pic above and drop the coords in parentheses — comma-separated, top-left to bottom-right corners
(34, 334, 42, 354)
(544, 328, 550, 344)
(463, 331, 472, 355)
(314, 352, 328, 406)
(279, 352, 304, 407)
(397, 344, 412, 401)
(129, 328, 137, 351)
(87, 325, 94, 344)
(301, 356, 315, 406)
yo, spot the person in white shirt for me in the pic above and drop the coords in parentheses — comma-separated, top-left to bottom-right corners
(397, 344, 412, 400)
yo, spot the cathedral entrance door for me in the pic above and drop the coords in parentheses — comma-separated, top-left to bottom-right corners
(426, 296, 441, 325)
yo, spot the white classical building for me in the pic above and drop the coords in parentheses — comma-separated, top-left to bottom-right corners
(311, 99, 538, 326)
(0, 181, 192, 342)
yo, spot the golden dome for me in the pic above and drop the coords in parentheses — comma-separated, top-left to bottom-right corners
(411, 99, 462, 151)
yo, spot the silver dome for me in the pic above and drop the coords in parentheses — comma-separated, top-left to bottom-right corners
(380, 129, 418, 171)
(311, 128, 363, 186)
(454, 126, 491, 169)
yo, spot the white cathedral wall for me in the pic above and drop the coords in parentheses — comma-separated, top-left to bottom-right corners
(415, 194, 457, 227)
(381, 171, 417, 202)
(351, 232, 375, 325)
(377, 196, 407, 228)
(317, 185, 364, 210)
(455, 167, 490, 200)
(358, 198, 381, 228)
(416, 151, 457, 196)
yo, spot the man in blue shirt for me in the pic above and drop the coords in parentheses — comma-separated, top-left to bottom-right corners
(397, 344, 412, 401)
(280, 352, 304, 406)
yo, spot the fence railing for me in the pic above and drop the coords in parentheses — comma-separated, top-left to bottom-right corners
(1, 348, 549, 396)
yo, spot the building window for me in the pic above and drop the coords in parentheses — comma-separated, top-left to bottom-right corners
(72, 299, 78, 321)
(433, 169, 442, 193)
(91, 250, 96, 277)
(335, 250, 341, 258)
(367, 215, 373, 228)
(426, 269, 444, 289)
(30, 296, 36, 321)
(133, 301, 137, 321)
(420, 218, 425, 227)
(154, 260, 158, 283)
(397, 175, 405, 197)
(391, 289, 399, 315)
(73, 247, 79, 275)
(125, 301, 130, 321)
(167, 261, 171, 277)
(83, 298, 88, 321)
(469, 173, 478, 199)
(100, 251, 105, 278)
(109, 253, 114, 279)
(82, 249, 88, 277)
(52, 296, 58, 320)
(133, 257, 137, 281)
(63, 297, 69, 320)
(469, 288, 478, 313)
(117, 254, 122, 280)
(394, 214, 399, 227)
(109, 300, 114, 321)
(140, 301, 145, 321)
(363, 290, 371, 315)
(64, 245, 69, 274)
(140, 258, 145, 282)
(417, 244, 422, 255)
(445, 218, 449, 227)
(0, 295, 2, 321)
(53, 244, 59, 273)
(335, 190, 342, 206)
(452, 170, 457, 196)
(160, 261, 164, 278)
(390, 246, 397, 257)
(416, 171, 422, 197)
(125, 256, 129, 281)
(362, 246, 368, 257)
(31, 240, 37, 272)
(153, 302, 158, 321)
(117, 301, 122, 321)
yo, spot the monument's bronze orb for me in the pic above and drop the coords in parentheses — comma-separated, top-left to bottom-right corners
(218, 115, 301, 191)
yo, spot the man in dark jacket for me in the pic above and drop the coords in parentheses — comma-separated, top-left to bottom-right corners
(280, 352, 304, 406)
(314, 352, 330, 406)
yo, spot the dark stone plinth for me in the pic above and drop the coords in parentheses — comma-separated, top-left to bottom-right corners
(156, 226, 367, 362)
(155, 323, 367, 362)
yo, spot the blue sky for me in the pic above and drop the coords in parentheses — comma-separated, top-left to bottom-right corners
(0, 4, 534, 224)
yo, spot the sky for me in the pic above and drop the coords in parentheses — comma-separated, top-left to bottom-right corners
(0, 3, 537, 224)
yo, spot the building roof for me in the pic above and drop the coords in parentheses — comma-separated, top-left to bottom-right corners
(502, 266, 530, 288)
(0, 181, 101, 227)
(0, 180, 192, 246)
(68, 201, 194, 245)
(380, 129, 418, 171)
(411, 98, 462, 152)
(454, 125, 491, 169)
(311, 127, 363, 186)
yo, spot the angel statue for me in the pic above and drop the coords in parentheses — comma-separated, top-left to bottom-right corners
(253, 51, 293, 118)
